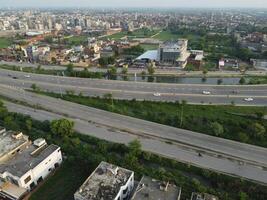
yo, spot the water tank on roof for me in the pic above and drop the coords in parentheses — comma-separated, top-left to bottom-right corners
(33, 138, 46, 147)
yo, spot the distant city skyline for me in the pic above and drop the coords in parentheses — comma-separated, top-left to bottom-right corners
(1, 0, 267, 8)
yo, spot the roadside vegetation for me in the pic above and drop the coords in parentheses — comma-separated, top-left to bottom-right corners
(0, 100, 266, 200)
(0, 64, 105, 79)
(35, 91, 267, 148)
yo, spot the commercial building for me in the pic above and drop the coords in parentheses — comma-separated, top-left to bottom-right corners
(191, 192, 219, 200)
(159, 39, 190, 67)
(74, 161, 134, 200)
(0, 128, 62, 200)
(135, 39, 190, 68)
(131, 176, 181, 200)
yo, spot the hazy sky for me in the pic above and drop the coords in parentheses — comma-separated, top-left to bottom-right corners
(1, 0, 267, 8)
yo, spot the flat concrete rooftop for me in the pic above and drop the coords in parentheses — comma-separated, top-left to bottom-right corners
(0, 180, 27, 200)
(0, 131, 29, 160)
(131, 176, 181, 200)
(0, 141, 60, 178)
(191, 193, 219, 200)
(75, 161, 133, 200)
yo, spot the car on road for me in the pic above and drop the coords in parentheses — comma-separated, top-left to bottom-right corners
(153, 92, 161, 97)
(202, 91, 211, 95)
(24, 74, 31, 78)
(244, 97, 254, 102)
(12, 76, 18, 79)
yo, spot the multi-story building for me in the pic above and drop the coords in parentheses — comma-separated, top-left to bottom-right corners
(0, 128, 62, 200)
(158, 39, 190, 67)
(131, 176, 182, 200)
(74, 161, 134, 200)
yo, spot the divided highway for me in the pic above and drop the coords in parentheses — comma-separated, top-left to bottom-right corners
(1, 85, 267, 185)
(0, 68, 267, 106)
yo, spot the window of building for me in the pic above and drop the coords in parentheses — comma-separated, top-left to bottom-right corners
(24, 175, 31, 184)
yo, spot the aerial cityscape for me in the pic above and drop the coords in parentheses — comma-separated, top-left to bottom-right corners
(0, 0, 266, 200)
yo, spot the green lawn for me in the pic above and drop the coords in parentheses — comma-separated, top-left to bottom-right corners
(0, 37, 12, 48)
(102, 31, 128, 40)
(66, 36, 88, 45)
(140, 44, 159, 51)
(153, 31, 184, 41)
(103, 28, 160, 41)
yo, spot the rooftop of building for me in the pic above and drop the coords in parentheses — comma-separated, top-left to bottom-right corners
(131, 176, 181, 200)
(136, 50, 159, 61)
(0, 180, 27, 200)
(0, 133, 60, 177)
(160, 39, 188, 49)
(0, 130, 29, 160)
(191, 192, 219, 200)
(75, 161, 134, 200)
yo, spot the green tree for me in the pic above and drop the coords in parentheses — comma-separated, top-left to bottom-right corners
(239, 192, 249, 200)
(50, 119, 74, 137)
(99, 57, 108, 66)
(66, 64, 74, 74)
(125, 139, 142, 169)
(4, 116, 18, 130)
(202, 69, 208, 76)
(210, 122, 224, 136)
(147, 64, 155, 75)
(239, 77, 246, 85)
(238, 132, 249, 143)
(121, 67, 128, 75)
(255, 111, 264, 119)
(128, 139, 142, 157)
(250, 123, 266, 138)
(108, 66, 117, 75)
(25, 119, 32, 131)
(31, 83, 37, 91)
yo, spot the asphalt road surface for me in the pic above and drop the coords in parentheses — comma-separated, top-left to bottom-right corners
(1, 85, 267, 185)
(0, 68, 266, 106)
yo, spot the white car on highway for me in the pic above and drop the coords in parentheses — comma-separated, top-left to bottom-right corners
(24, 74, 31, 78)
(153, 92, 161, 97)
(202, 91, 211, 95)
(244, 97, 254, 102)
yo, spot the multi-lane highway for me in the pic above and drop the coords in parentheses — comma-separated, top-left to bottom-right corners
(0, 68, 267, 106)
(1, 85, 267, 185)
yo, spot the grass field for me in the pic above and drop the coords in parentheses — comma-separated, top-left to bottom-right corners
(153, 30, 183, 41)
(0, 37, 12, 48)
(65, 36, 88, 45)
(140, 44, 159, 51)
(103, 28, 160, 41)
(29, 161, 90, 200)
